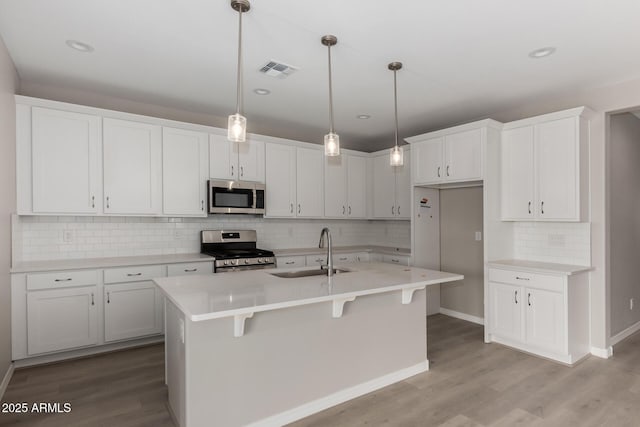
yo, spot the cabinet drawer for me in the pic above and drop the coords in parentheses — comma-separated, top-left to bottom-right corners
(167, 262, 213, 277)
(306, 255, 327, 266)
(27, 270, 98, 291)
(354, 252, 370, 262)
(488, 268, 563, 291)
(277, 256, 306, 268)
(334, 253, 356, 263)
(104, 265, 164, 284)
(382, 254, 410, 265)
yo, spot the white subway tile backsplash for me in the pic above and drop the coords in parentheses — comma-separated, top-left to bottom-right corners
(12, 215, 410, 262)
(513, 222, 590, 266)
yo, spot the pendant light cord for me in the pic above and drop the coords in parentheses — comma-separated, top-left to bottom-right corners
(327, 44, 335, 134)
(393, 68, 399, 148)
(236, 7, 244, 115)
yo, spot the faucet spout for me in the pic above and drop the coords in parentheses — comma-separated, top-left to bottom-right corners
(318, 227, 334, 277)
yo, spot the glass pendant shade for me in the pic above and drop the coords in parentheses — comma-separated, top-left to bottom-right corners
(390, 145, 404, 166)
(228, 113, 247, 142)
(324, 132, 340, 156)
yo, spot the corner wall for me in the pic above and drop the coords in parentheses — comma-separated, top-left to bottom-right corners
(0, 35, 18, 390)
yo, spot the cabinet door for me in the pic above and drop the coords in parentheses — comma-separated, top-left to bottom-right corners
(324, 155, 347, 217)
(162, 127, 209, 216)
(412, 138, 443, 184)
(236, 139, 265, 183)
(536, 117, 578, 220)
(372, 154, 396, 218)
(265, 143, 296, 217)
(382, 254, 410, 265)
(395, 150, 411, 219)
(104, 281, 162, 342)
(347, 155, 367, 218)
(501, 126, 535, 220)
(27, 286, 98, 355)
(31, 107, 101, 214)
(296, 147, 324, 217)
(525, 288, 564, 353)
(488, 282, 523, 342)
(103, 118, 162, 215)
(277, 256, 306, 268)
(444, 129, 482, 181)
(209, 134, 236, 180)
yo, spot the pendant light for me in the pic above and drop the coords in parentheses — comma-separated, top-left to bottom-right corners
(228, 0, 250, 142)
(389, 62, 404, 166)
(321, 35, 340, 156)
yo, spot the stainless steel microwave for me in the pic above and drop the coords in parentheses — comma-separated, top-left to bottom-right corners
(208, 180, 265, 214)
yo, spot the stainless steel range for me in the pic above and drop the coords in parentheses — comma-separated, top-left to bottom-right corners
(200, 230, 275, 273)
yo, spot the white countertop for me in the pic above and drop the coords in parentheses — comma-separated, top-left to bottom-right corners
(154, 262, 463, 322)
(273, 245, 411, 257)
(10, 253, 214, 273)
(487, 259, 593, 276)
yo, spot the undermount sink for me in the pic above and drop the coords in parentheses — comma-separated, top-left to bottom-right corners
(269, 268, 350, 279)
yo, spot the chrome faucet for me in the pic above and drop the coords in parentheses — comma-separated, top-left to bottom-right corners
(318, 227, 334, 277)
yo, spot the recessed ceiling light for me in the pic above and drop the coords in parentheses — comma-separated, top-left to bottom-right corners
(528, 47, 556, 59)
(253, 88, 271, 95)
(357, 114, 371, 119)
(66, 40, 94, 53)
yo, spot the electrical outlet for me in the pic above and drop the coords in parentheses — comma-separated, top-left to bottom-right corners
(548, 234, 566, 247)
(475, 231, 482, 241)
(631, 298, 634, 311)
(62, 230, 74, 243)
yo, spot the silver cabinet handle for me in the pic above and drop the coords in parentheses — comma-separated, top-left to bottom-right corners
(231, 165, 234, 176)
(391, 258, 400, 263)
(528, 201, 532, 215)
(298, 204, 301, 214)
(339, 257, 348, 261)
(343, 206, 345, 215)
(514, 290, 518, 304)
(240, 166, 244, 177)
(54, 278, 72, 282)
(528, 293, 532, 307)
(541, 201, 544, 214)
(392, 206, 395, 215)
(201, 200, 204, 211)
(348, 206, 351, 215)
(290, 203, 293, 214)
(106, 196, 110, 209)
(184, 268, 198, 272)
(107, 292, 110, 304)
(446, 165, 450, 176)
(91, 195, 95, 208)
(516, 276, 530, 281)
(285, 261, 295, 265)
(91, 293, 95, 306)
(437, 166, 441, 178)
(397, 206, 401, 216)
(127, 273, 142, 277)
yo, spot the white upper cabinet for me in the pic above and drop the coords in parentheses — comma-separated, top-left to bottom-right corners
(296, 147, 324, 217)
(408, 123, 490, 186)
(372, 149, 410, 219)
(24, 107, 102, 214)
(265, 143, 296, 217)
(162, 127, 209, 216)
(209, 134, 265, 183)
(324, 154, 367, 219)
(501, 108, 591, 221)
(103, 118, 162, 215)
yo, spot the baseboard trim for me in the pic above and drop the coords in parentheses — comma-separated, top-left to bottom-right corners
(0, 363, 15, 401)
(590, 346, 613, 359)
(610, 320, 640, 346)
(439, 307, 484, 325)
(246, 361, 429, 427)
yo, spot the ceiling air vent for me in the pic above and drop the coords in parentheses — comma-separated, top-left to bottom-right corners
(259, 60, 298, 78)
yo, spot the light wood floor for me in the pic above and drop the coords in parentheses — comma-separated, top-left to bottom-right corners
(2, 314, 640, 426)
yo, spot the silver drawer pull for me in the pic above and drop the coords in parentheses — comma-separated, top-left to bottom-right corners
(391, 259, 400, 263)
(339, 257, 348, 261)
(514, 290, 518, 304)
(528, 293, 532, 307)
(184, 268, 197, 272)
(91, 293, 95, 306)
(515, 276, 530, 281)
(54, 278, 72, 282)
(127, 273, 142, 277)
(285, 261, 295, 265)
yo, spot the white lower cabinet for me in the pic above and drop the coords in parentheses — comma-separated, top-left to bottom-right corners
(276, 256, 306, 268)
(487, 267, 589, 364)
(27, 286, 99, 355)
(306, 254, 327, 267)
(104, 281, 162, 342)
(382, 254, 410, 265)
(167, 262, 213, 277)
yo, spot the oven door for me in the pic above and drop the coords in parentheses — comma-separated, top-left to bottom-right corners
(209, 181, 257, 214)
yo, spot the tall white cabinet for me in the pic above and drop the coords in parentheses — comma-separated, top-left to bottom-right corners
(501, 107, 592, 221)
(372, 149, 410, 219)
(209, 134, 265, 183)
(324, 154, 367, 218)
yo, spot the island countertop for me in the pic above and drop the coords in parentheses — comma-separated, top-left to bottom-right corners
(154, 262, 463, 322)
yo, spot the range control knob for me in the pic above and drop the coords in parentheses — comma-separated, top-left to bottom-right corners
(244, 259, 250, 264)
(258, 258, 264, 263)
(223, 260, 229, 266)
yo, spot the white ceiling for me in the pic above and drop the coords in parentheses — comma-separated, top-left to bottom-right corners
(1, 0, 640, 151)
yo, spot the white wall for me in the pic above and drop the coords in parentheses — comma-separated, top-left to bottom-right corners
(513, 222, 591, 266)
(12, 216, 410, 263)
(0, 35, 18, 385)
(609, 112, 640, 336)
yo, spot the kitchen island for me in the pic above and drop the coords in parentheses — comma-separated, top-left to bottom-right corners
(154, 262, 463, 427)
